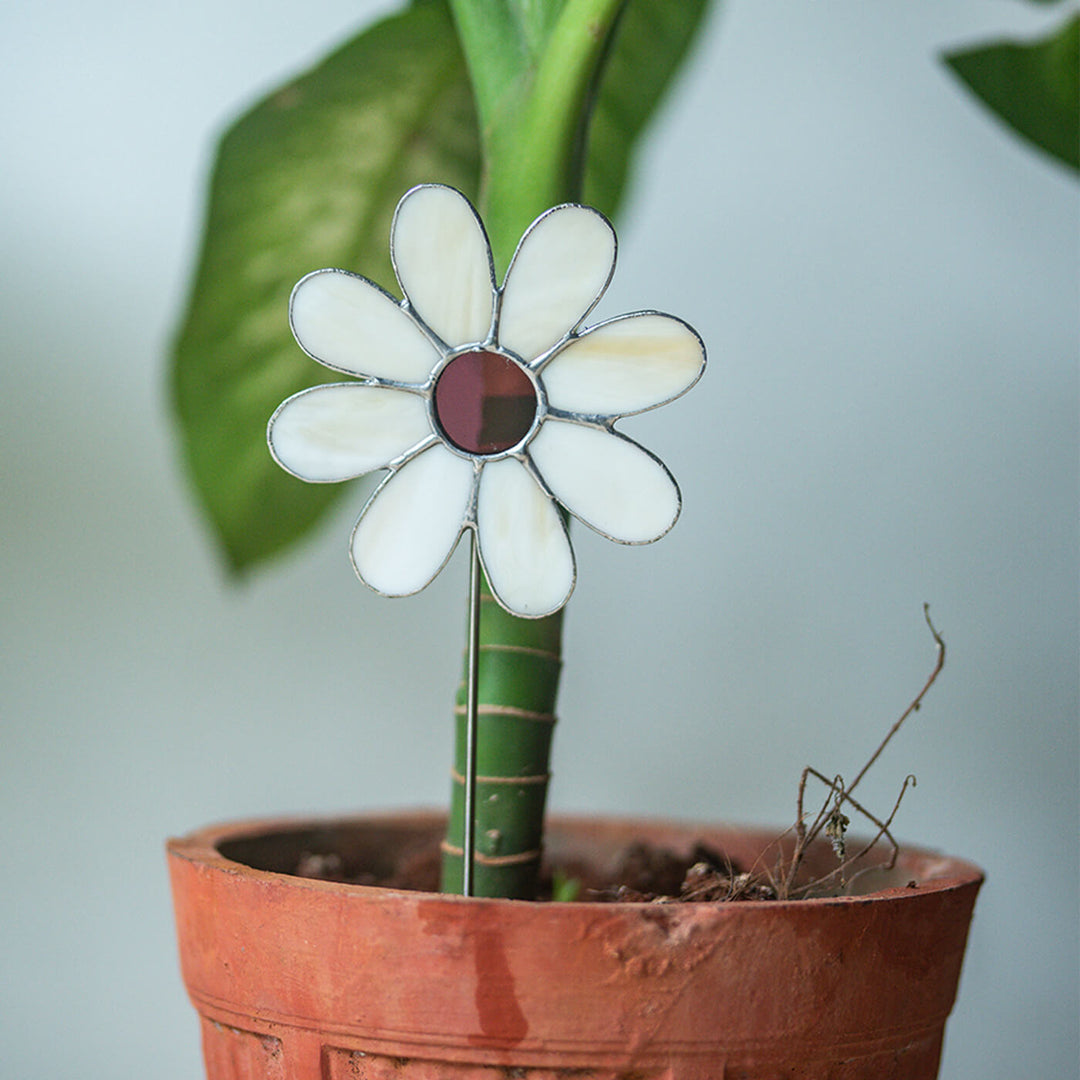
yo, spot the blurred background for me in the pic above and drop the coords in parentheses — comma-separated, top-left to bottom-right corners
(2, 1, 1076, 1076)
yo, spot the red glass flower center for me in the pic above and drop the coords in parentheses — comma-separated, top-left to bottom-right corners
(434, 350, 538, 454)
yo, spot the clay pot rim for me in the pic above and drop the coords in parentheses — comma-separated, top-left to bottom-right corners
(167, 807, 983, 910)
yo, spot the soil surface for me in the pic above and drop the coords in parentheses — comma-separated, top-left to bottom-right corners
(293, 838, 780, 902)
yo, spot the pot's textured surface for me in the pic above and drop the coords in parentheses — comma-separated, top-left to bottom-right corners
(167, 812, 982, 1080)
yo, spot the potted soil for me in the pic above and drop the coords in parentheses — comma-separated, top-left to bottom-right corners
(168, 2, 987, 1077)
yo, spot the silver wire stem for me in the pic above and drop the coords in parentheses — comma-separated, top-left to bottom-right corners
(463, 530, 481, 897)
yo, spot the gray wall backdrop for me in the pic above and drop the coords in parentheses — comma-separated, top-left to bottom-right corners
(3, 1, 1077, 1076)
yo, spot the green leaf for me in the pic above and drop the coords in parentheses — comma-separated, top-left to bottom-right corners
(551, 868, 583, 902)
(943, 14, 1079, 173)
(170, 0, 481, 573)
(584, 0, 713, 218)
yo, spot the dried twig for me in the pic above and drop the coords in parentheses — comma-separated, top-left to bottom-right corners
(786, 773, 917, 899)
(847, 604, 944, 798)
(773, 606, 945, 899)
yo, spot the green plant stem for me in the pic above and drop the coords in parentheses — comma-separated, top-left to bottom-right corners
(441, 0, 627, 897)
(452, 0, 629, 268)
(442, 583, 564, 895)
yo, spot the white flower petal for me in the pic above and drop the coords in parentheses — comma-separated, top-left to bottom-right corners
(392, 185, 495, 347)
(290, 269, 438, 383)
(351, 446, 474, 596)
(477, 458, 575, 618)
(268, 384, 431, 482)
(542, 313, 705, 416)
(529, 419, 679, 543)
(498, 205, 615, 361)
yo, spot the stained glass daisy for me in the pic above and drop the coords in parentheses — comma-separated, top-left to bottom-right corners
(267, 184, 705, 618)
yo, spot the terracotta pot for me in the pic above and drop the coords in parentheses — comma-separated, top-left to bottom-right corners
(167, 810, 982, 1080)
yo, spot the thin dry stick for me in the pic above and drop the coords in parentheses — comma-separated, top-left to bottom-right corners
(781, 606, 945, 897)
(846, 604, 944, 800)
(786, 771, 845, 897)
(708, 609, 946, 902)
(840, 774, 918, 892)
(788, 772, 917, 898)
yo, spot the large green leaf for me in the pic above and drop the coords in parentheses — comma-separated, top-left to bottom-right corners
(584, 0, 713, 218)
(171, 0, 481, 573)
(172, 0, 715, 573)
(943, 14, 1079, 173)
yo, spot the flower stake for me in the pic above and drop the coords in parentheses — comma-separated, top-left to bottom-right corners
(268, 183, 704, 894)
